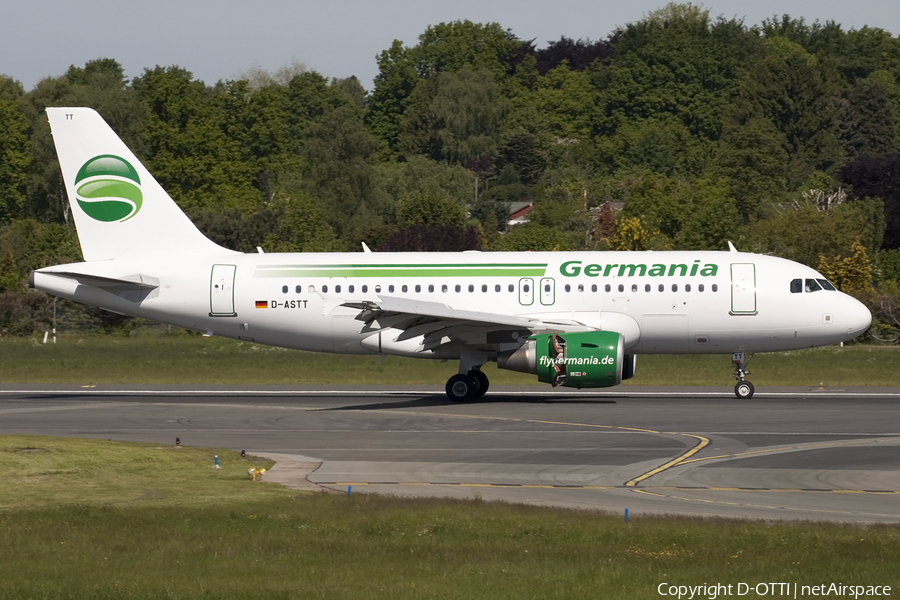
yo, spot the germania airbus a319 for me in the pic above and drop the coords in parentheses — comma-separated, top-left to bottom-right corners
(31, 108, 872, 400)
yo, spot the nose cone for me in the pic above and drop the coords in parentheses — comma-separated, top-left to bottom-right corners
(842, 295, 872, 339)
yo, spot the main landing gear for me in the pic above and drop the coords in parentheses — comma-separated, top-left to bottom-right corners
(445, 370, 489, 402)
(732, 352, 754, 399)
(445, 346, 491, 402)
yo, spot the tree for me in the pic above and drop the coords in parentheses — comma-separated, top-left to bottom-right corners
(840, 77, 897, 159)
(717, 115, 790, 220)
(817, 239, 873, 294)
(380, 223, 481, 252)
(611, 216, 663, 251)
(410, 21, 520, 80)
(603, 116, 713, 178)
(530, 37, 612, 75)
(596, 4, 762, 141)
(728, 42, 844, 186)
(132, 66, 260, 214)
(842, 154, 900, 248)
(299, 104, 380, 239)
(400, 68, 509, 165)
(747, 196, 884, 267)
(0, 77, 29, 223)
(496, 222, 571, 251)
(395, 191, 466, 229)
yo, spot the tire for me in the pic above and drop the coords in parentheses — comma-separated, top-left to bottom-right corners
(468, 370, 489, 399)
(446, 374, 474, 402)
(734, 380, 755, 399)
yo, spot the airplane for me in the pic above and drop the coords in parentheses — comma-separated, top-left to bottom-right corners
(30, 108, 872, 400)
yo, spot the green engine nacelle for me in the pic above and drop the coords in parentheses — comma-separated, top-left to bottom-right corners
(497, 331, 628, 389)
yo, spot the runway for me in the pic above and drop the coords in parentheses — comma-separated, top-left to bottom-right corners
(2, 384, 899, 523)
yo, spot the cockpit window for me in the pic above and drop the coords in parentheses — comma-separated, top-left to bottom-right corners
(818, 279, 837, 291)
(790, 279, 802, 293)
(805, 278, 822, 293)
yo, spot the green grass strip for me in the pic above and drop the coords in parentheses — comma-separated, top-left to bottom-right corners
(1, 435, 898, 599)
(1, 334, 899, 386)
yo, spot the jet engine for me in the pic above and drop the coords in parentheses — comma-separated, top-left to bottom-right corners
(497, 331, 635, 389)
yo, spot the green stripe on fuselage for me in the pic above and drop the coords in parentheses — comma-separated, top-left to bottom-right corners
(253, 263, 548, 278)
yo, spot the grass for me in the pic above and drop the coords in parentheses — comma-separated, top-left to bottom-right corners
(1, 332, 899, 386)
(1, 436, 898, 599)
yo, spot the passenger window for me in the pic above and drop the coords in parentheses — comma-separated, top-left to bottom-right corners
(348, 285, 355, 293)
(295, 285, 302, 293)
(362, 285, 368, 293)
(322, 285, 328, 293)
(605, 284, 611, 293)
(508, 284, 514, 292)
(645, 284, 651, 293)
(428, 284, 434, 293)
(469, 284, 475, 293)
(805, 279, 822, 293)
(455, 284, 461, 293)
(632, 284, 638, 293)
(308, 285, 315, 294)
(790, 279, 802, 293)
(685, 284, 691, 292)
(401, 284, 408, 293)
(495, 284, 501, 292)
(523, 284, 530, 293)
(672, 284, 678, 292)
(441, 284, 448, 293)
(282, 285, 288, 294)
(335, 285, 341, 294)
(578, 284, 584, 293)
(374, 285, 381, 293)
(591, 284, 597, 292)
(415, 284, 421, 293)
(712, 284, 718, 292)
(389, 285, 395, 293)
(698, 284, 705, 292)
(565, 284, 571, 292)
(482, 284, 488, 293)
(618, 284, 624, 293)
(658, 284, 664, 292)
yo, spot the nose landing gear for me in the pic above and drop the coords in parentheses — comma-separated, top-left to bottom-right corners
(732, 352, 754, 399)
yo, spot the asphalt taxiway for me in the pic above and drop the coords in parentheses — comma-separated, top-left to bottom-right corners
(2, 384, 898, 523)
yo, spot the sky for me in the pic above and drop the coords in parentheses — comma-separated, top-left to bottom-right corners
(2, 0, 898, 91)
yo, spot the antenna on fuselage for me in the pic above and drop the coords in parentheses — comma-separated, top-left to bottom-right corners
(727, 241, 738, 253)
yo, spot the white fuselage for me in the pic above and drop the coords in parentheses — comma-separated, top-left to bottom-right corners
(34, 249, 872, 360)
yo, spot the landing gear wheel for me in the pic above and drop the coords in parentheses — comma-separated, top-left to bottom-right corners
(468, 370, 489, 399)
(734, 380, 755, 399)
(446, 374, 474, 402)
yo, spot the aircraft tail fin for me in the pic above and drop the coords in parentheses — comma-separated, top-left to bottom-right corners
(46, 107, 233, 261)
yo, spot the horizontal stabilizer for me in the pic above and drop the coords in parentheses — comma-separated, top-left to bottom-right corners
(33, 270, 159, 290)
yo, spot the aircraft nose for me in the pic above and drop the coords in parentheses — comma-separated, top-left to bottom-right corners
(843, 295, 872, 338)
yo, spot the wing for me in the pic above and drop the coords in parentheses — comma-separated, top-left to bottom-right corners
(343, 295, 592, 351)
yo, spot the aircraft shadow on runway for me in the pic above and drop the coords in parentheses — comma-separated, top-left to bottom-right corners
(319, 394, 619, 411)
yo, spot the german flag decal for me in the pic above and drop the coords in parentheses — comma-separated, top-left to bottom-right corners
(255, 300, 268, 309)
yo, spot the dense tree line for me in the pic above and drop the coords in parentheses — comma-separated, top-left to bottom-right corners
(2, 3, 900, 336)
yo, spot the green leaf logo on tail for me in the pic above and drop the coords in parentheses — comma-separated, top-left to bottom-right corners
(74, 155, 142, 222)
